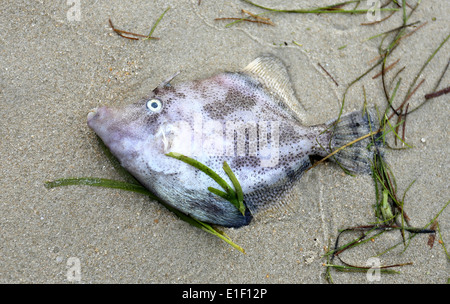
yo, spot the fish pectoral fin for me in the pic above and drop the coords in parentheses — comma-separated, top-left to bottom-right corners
(242, 55, 306, 122)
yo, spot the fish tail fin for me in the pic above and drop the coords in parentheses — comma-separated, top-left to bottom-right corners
(325, 108, 383, 174)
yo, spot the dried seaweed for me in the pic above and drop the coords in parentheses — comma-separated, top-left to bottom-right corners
(323, 1, 450, 282)
(108, 7, 170, 41)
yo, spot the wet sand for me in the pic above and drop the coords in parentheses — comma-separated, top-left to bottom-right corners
(1, 0, 449, 283)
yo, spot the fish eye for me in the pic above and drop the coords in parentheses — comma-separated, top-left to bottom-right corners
(146, 98, 163, 113)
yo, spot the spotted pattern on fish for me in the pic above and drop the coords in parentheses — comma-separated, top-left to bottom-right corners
(87, 55, 382, 227)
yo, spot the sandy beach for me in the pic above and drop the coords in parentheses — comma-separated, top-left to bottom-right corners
(1, 0, 449, 284)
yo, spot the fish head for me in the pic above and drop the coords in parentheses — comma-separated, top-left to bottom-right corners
(87, 89, 195, 175)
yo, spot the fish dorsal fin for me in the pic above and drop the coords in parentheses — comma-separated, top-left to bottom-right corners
(243, 55, 306, 122)
(153, 71, 181, 92)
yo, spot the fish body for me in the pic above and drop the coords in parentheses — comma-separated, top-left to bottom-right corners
(87, 56, 381, 227)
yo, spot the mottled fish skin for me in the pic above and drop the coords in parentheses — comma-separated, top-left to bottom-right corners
(87, 55, 381, 227)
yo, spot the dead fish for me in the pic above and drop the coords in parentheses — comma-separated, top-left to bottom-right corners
(87, 55, 382, 228)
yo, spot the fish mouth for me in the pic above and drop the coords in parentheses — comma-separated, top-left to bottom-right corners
(87, 107, 98, 125)
(86, 106, 117, 146)
(87, 106, 114, 133)
(87, 106, 138, 161)
(87, 107, 106, 131)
